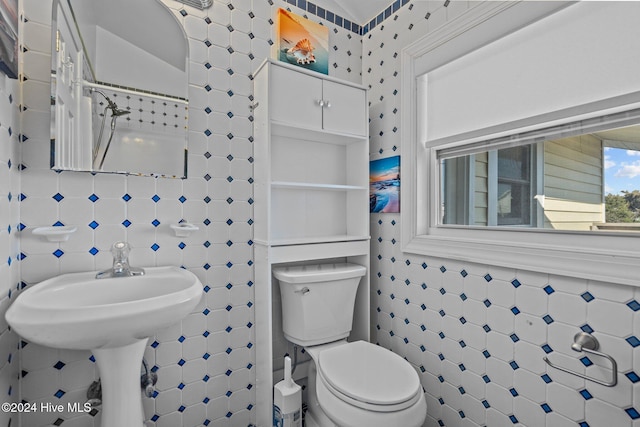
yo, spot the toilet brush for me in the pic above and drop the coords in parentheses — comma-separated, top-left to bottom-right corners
(273, 356, 302, 427)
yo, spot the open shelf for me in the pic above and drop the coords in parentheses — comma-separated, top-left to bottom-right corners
(271, 121, 367, 146)
(271, 181, 367, 191)
(268, 235, 370, 247)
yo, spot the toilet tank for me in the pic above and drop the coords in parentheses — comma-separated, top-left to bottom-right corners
(273, 263, 366, 346)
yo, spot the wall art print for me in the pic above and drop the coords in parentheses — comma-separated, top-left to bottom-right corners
(275, 8, 329, 75)
(370, 155, 400, 213)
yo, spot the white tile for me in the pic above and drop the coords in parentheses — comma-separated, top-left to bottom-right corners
(461, 371, 486, 400)
(515, 313, 547, 346)
(547, 274, 587, 294)
(546, 382, 585, 421)
(545, 412, 582, 427)
(587, 298, 634, 337)
(515, 284, 548, 316)
(463, 274, 489, 301)
(588, 280, 635, 303)
(514, 341, 546, 375)
(485, 408, 513, 427)
(585, 398, 632, 427)
(486, 357, 513, 388)
(513, 396, 546, 427)
(488, 279, 516, 309)
(486, 331, 515, 362)
(548, 291, 587, 325)
(462, 323, 486, 351)
(486, 305, 514, 335)
(463, 298, 487, 327)
(485, 383, 513, 415)
(513, 368, 546, 403)
(462, 348, 486, 375)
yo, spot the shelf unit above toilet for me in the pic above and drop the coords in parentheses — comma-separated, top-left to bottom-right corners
(253, 60, 369, 247)
(252, 60, 371, 426)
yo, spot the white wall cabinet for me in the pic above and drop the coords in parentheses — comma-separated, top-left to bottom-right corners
(269, 62, 367, 137)
(253, 60, 370, 426)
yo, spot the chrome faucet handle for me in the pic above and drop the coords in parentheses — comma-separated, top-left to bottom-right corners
(96, 242, 144, 278)
(111, 241, 130, 261)
(111, 242, 131, 276)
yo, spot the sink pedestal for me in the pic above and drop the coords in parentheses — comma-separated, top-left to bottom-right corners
(93, 339, 148, 427)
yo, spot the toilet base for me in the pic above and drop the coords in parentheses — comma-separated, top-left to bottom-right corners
(305, 359, 337, 427)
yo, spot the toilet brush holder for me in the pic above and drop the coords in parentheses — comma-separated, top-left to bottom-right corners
(273, 356, 301, 427)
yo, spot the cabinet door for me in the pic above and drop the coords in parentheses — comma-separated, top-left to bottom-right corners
(322, 80, 367, 136)
(270, 65, 323, 130)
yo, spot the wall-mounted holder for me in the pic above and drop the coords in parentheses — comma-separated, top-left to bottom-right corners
(170, 222, 199, 237)
(543, 332, 618, 387)
(32, 226, 77, 242)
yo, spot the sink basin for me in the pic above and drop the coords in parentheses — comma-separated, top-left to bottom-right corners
(6, 265, 203, 427)
(6, 266, 203, 349)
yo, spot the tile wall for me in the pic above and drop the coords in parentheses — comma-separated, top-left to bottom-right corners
(0, 72, 21, 427)
(18, 0, 361, 426)
(364, 2, 640, 427)
(14, 0, 640, 426)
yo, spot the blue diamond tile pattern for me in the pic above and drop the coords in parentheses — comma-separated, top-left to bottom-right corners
(625, 371, 640, 383)
(626, 336, 640, 348)
(625, 408, 640, 420)
(627, 300, 640, 311)
(579, 389, 593, 400)
(581, 291, 595, 302)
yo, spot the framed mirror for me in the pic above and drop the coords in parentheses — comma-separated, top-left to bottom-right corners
(51, 0, 189, 178)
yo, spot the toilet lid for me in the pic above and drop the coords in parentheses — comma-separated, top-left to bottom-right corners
(317, 341, 421, 406)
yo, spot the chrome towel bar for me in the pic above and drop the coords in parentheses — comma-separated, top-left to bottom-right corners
(543, 332, 617, 387)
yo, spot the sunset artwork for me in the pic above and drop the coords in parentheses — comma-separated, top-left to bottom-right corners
(370, 156, 400, 213)
(275, 8, 329, 75)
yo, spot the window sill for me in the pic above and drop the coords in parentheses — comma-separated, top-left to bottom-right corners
(402, 230, 640, 287)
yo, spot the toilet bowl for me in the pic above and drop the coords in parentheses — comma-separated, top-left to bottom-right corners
(305, 340, 427, 427)
(273, 263, 427, 427)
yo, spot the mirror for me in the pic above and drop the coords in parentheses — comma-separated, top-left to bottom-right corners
(51, 0, 189, 178)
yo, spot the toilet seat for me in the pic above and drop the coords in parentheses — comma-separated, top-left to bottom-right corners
(315, 341, 423, 412)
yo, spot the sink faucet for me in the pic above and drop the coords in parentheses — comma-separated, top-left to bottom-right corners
(96, 242, 145, 279)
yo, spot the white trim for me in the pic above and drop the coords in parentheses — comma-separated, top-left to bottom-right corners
(400, 1, 640, 287)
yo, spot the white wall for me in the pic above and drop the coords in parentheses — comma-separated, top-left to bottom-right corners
(365, 2, 640, 426)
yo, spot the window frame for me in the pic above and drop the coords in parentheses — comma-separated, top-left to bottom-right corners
(400, 1, 640, 287)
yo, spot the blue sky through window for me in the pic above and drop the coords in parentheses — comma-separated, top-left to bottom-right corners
(604, 147, 640, 194)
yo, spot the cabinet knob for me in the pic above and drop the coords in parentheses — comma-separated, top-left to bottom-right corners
(317, 99, 324, 107)
(324, 100, 331, 108)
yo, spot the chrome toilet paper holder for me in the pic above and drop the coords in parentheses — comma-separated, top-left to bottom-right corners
(543, 332, 618, 387)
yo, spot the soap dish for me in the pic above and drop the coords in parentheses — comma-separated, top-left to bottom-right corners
(33, 226, 77, 242)
(170, 223, 199, 237)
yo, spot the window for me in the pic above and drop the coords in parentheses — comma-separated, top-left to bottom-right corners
(442, 144, 537, 227)
(438, 119, 640, 233)
(400, 1, 640, 287)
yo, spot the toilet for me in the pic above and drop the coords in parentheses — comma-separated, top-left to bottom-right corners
(273, 263, 427, 427)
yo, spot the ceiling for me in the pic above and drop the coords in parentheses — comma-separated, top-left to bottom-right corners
(308, 0, 394, 24)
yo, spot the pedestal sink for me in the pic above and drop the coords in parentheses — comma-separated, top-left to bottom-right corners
(5, 266, 203, 427)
